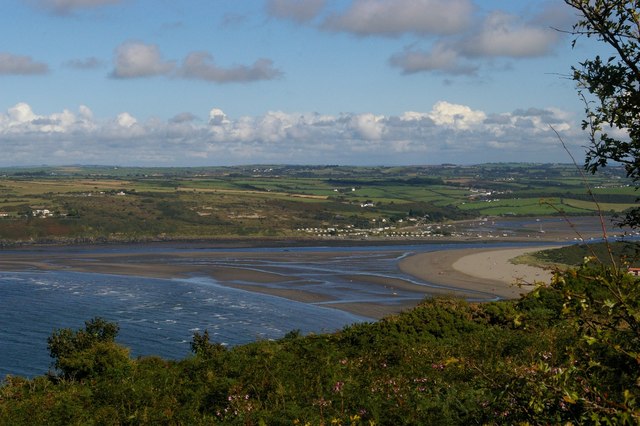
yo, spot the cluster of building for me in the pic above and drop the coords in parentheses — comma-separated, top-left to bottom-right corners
(76, 190, 126, 197)
(464, 188, 511, 204)
(31, 208, 55, 218)
(296, 222, 458, 239)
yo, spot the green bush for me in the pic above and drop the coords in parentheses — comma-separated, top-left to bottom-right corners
(47, 317, 128, 380)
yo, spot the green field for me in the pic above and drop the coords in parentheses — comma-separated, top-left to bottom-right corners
(0, 163, 635, 243)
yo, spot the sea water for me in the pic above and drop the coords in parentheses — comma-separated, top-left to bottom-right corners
(0, 242, 546, 378)
(0, 271, 367, 378)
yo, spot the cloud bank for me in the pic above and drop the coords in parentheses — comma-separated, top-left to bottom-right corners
(0, 101, 580, 166)
(389, 9, 563, 75)
(265, 0, 569, 77)
(109, 41, 283, 83)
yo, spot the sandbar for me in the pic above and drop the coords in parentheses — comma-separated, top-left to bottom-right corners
(399, 246, 555, 300)
(0, 244, 556, 319)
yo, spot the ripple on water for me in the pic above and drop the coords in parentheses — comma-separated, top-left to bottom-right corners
(0, 270, 366, 378)
(2, 241, 534, 378)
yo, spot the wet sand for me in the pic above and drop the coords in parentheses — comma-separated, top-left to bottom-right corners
(0, 245, 554, 319)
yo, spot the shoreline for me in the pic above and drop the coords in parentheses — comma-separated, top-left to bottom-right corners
(0, 214, 609, 251)
(0, 236, 545, 252)
(0, 243, 556, 319)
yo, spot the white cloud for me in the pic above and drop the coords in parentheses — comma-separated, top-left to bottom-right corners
(78, 105, 94, 121)
(0, 102, 582, 166)
(428, 101, 486, 130)
(180, 52, 283, 83)
(266, 0, 326, 23)
(399, 111, 430, 122)
(389, 43, 477, 75)
(8, 103, 37, 123)
(462, 11, 559, 58)
(208, 108, 229, 125)
(387, 5, 566, 75)
(110, 42, 176, 79)
(0, 103, 90, 135)
(323, 0, 474, 36)
(0, 53, 49, 75)
(262, 0, 568, 77)
(109, 42, 283, 83)
(116, 112, 137, 128)
(349, 113, 385, 140)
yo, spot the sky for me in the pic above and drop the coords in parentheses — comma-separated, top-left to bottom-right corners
(0, 0, 608, 167)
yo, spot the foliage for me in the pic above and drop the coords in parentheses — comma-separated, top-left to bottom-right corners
(566, 0, 640, 227)
(190, 329, 228, 359)
(509, 260, 640, 424)
(47, 317, 128, 380)
(527, 240, 640, 267)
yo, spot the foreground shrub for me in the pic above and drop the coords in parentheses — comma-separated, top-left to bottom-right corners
(505, 261, 640, 424)
(47, 317, 128, 380)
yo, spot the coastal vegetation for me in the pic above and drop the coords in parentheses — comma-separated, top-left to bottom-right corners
(514, 240, 640, 269)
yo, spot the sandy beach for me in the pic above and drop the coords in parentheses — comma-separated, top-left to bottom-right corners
(0, 244, 555, 319)
(398, 246, 555, 300)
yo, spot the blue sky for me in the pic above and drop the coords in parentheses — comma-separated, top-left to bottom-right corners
(0, 0, 605, 166)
